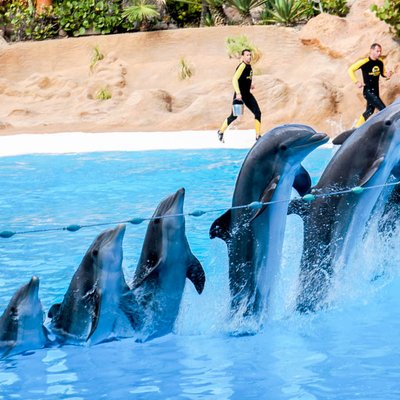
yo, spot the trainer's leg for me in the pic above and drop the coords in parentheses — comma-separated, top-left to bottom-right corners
(218, 93, 239, 137)
(355, 99, 374, 128)
(365, 89, 386, 111)
(360, 90, 386, 124)
(243, 94, 262, 139)
(218, 113, 237, 134)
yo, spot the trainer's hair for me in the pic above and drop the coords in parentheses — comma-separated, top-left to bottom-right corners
(370, 43, 382, 50)
(241, 49, 251, 55)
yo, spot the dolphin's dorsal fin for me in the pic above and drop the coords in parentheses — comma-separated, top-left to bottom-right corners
(186, 256, 205, 294)
(131, 259, 162, 290)
(249, 175, 280, 222)
(48, 303, 61, 319)
(359, 157, 384, 187)
(332, 129, 356, 145)
(209, 209, 232, 242)
(86, 288, 101, 341)
(293, 165, 312, 196)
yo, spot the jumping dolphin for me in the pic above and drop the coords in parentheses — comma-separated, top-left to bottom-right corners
(209, 124, 328, 329)
(48, 224, 137, 344)
(130, 188, 205, 341)
(0, 276, 48, 358)
(292, 101, 400, 313)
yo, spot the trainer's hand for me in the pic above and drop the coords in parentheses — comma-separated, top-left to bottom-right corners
(236, 94, 242, 101)
(386, 70, 393, 79)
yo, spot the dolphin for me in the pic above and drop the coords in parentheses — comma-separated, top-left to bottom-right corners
(0, 276, 48, 358)
(292, 101, 400, 313)
(130, 188, 205, 341)
(48, 224, 138, 345)
(209, 124, 328, 329)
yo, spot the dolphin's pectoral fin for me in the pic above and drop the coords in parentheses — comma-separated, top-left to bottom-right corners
(85, 289, 101, 341)
(249, 175, 280, 222)
(332, 129, 356, 145)
(131, 259, 162, 290)
(293, 164, 312, 196)
(186, 256, 206, 294)
(210, 209, 232, 241)
(359, 157, 384, 187)
(48, 303, 61, 319)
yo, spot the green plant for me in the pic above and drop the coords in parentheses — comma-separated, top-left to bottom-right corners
(308, 0, 348, 17)
(224, 0, 266, 23)
(261, 0, 308, 26)
(4, 0, 58, 41)
(96, 87, 112, 100)
(320, 0, 349, 16)
(90, 45, 105, 71)
(54, 0, 125, 37)
(371, 1, 400, 37)
(178, 0, 226, 26)
(178, 57, 193, 79)
(225, 35, 262, 63)
(165, 0, 201, 27)
(122, 0, 160, 31)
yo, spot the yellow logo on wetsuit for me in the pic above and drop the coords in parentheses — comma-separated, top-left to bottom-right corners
(369, 66, 381, 76)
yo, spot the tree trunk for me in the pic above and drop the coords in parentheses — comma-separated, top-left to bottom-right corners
(209, 4, 226, 26)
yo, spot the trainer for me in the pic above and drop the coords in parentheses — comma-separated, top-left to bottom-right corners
(217, 49, 262, 142)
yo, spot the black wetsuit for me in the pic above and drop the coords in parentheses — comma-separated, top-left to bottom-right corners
(226, 62, 261, 127)
(349, 57, 387, 120)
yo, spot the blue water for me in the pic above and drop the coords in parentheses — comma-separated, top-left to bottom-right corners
(0, 148, 399, 399)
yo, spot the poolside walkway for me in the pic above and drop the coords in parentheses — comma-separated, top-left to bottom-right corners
(0, 130, 258, 156)
(0, 130, 333, 156)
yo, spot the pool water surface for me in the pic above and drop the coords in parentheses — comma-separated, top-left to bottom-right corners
(0, 148, 399, 399)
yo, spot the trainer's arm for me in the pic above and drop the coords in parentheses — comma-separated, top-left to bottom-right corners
(382, 61, 393, 79)
(232, 62, 246, 97)
(348, 58, 368, 87)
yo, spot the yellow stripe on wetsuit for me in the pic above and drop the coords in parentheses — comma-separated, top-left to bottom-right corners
(232, 62, 246, 95)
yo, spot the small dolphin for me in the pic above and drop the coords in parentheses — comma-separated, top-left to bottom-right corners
(292, 101, 400, 313)
(0, 276, 48, 358)
(210, 124, 328, 328)
(48, 224, 137, 345)
(130, 188, 205, 341)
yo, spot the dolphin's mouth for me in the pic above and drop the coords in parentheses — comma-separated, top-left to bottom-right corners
(109, 224, 126, 242)
(294, 132, 329, 149)
(164, 188, 185, 216)
(20, 276, 40, 303)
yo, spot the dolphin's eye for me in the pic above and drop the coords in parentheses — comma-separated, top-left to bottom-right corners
(385, 120, 392, 126)
(92, 249, 99, 257)
(280, 144, 287, 151)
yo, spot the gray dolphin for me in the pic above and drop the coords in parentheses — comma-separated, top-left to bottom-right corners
(210, 124, 328, 329)
(0, 276, 48, 358)
(130, 188, 205, 341)
(292, 101, 400, 313)
(48, 224, 137, 344)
